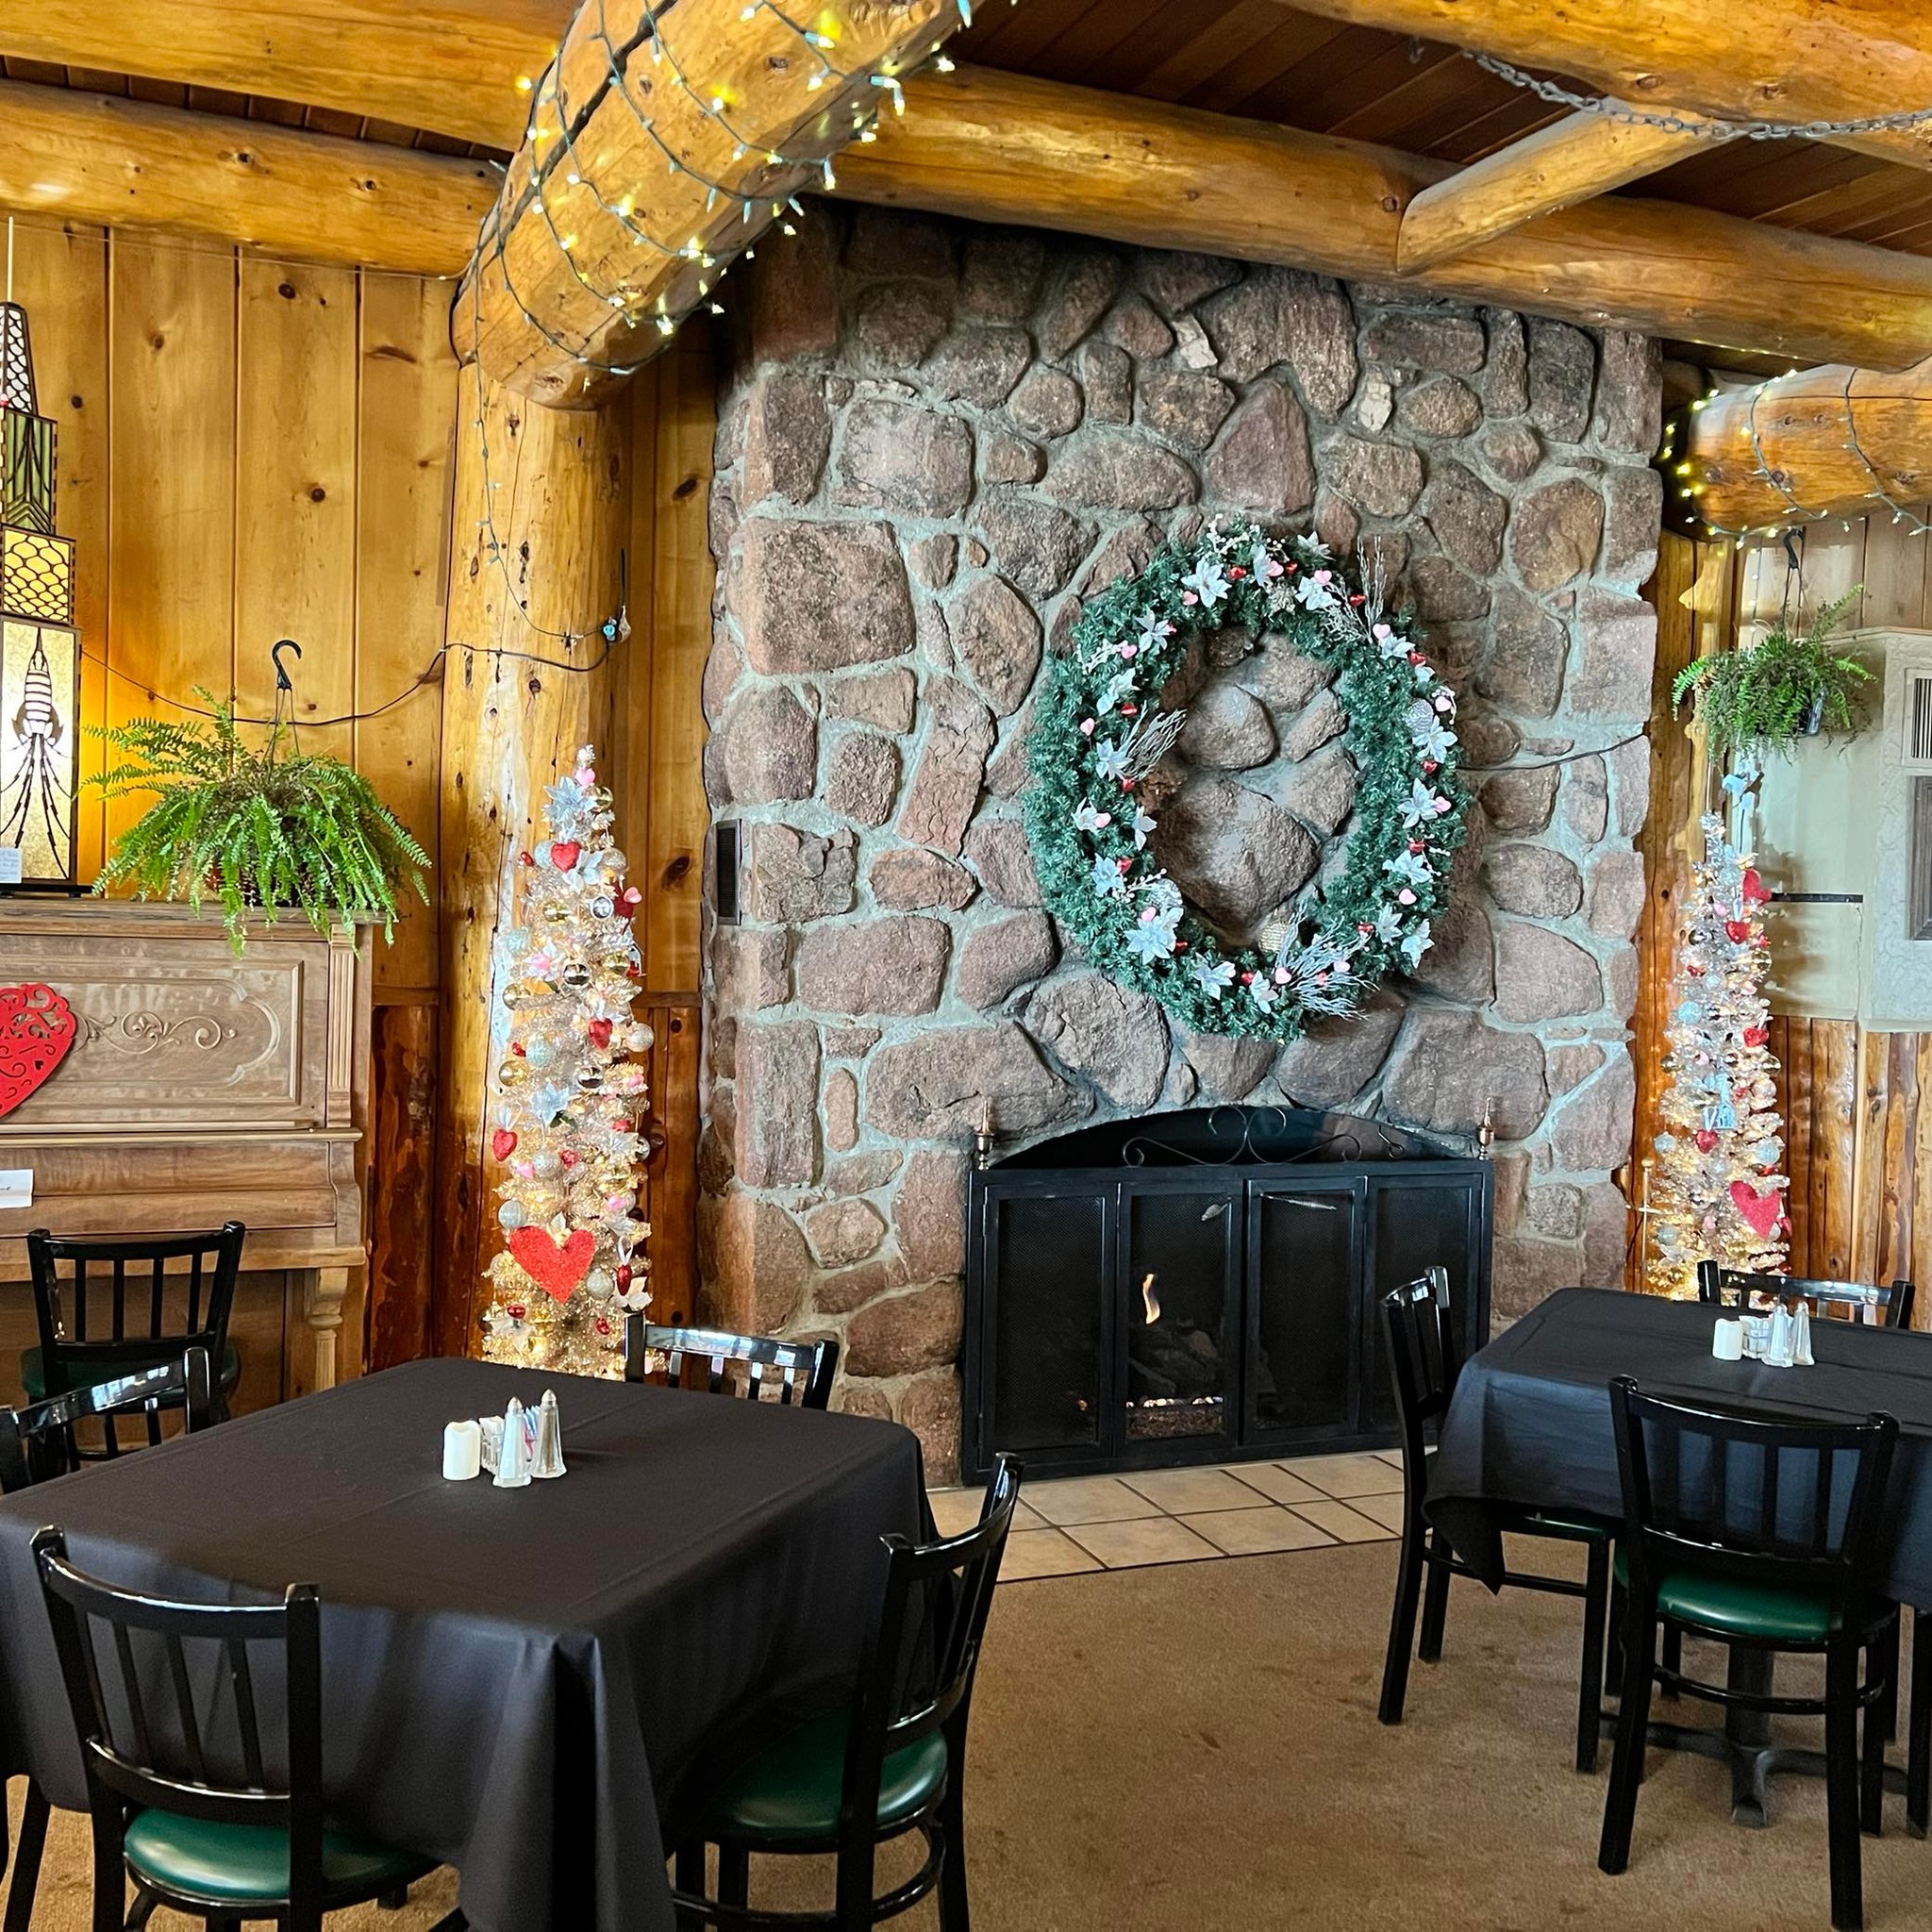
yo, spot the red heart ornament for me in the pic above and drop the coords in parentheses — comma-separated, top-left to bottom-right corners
(1743, 1025, 1770, 1049)
(549, 841, 581, 872)
(1729, 1180, 1783, 1241)
(1694, 1129, 1719, 1153)
(1724, 920, 1752, 943)
(491, 1128, 518, 1161)
(1742, 868, 1772, 907)
(587, 1018, 613, 1049)
(508, 1225, 596, 1303)
(0, 984, 77, 1121)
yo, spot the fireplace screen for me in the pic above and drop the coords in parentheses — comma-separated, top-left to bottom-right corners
(963, 1108, 1491, 1481)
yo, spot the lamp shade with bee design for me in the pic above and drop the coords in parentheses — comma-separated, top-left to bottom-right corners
(0, 298, 79, 884)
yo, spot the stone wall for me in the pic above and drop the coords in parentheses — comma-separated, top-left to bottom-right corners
(697, 205, 1662, 1478)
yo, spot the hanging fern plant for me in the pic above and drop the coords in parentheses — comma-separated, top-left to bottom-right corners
(1673, 587, 1874, 762)
(89, 691, 429, 952)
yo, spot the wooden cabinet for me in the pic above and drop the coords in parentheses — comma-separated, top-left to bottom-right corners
(0, 900, 373, 1408)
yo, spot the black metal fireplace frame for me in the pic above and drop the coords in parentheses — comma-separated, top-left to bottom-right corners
(960, 1108, 1492, 1483)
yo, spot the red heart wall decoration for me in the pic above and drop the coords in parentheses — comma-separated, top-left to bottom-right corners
(0, 984, 77, 1121)
(508, 1225, 596, 1303)
(1729, 1180, 1784, 1241)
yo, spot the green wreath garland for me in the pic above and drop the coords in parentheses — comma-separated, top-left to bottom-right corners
(1024, 517, 1470, 1041)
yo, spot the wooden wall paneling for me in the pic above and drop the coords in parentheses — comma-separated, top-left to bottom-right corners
(354, 272, 458, 994)
(233, 258, 357, 766)
(639, 994, 700, 1326)
(105, 235, 236, 854)
(367, 1000, 437, 1368)
(1910, 1034, 1932, 1314)
(642, 324, 715, 997)
(1813, 1019, 1858, 1280)
(7, 218, 110, 878)
(607, 363, 658, 975)
(1857, 511, 1932, 630)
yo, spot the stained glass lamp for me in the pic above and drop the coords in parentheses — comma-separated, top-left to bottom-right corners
(0, 298, 79, 884)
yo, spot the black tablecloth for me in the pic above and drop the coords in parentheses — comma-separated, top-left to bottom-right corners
(1428, 1287, 1932, 1609)
(0, 1358, 926, 1932)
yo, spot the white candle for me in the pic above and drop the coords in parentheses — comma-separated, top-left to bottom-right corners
(1711, 1319, 1744, 1362)
(442, 1419, 483, 1480)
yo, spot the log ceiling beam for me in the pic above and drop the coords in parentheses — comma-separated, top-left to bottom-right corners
(459, 0, 962, 408)
(1396, 108, 1724, 272)
(1671, 363, 1932, 534)
(834, 68, 1932, 375)
(0, 0, 571, 149)
(1265, 0, 1932, 173)
(0, 80, 495, 275)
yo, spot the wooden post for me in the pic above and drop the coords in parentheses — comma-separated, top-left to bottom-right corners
(433, 368, 627, 1357)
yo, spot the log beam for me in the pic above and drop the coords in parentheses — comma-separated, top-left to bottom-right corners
(434, 375, 627, 1357)
(1670, 362, 1932, 534)
(0, 0, 570, 149)
(0, 80, 494, 275)
(835, 67, 1932, 375)
(458, 0, 961, 407)
(1267, 0, 1932, 172)
(1396, 108, 1723, 272)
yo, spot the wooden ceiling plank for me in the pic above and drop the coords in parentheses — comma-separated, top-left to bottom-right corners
(1065, 0, 1234, 94)
(0, 1, 572, 148)
(1430, 91, 1563, 164)
(0, 79, 493, 275)
(1127, 4, 1294, 107)
(1026, 0, 1176, 82)
(838, 65, 1932, 373)
(1173, 16, 1349, 117)
(1265, 33, 1457, 137)
(1397, 108, 1722, 271)
(1320, 46, 1499, 147)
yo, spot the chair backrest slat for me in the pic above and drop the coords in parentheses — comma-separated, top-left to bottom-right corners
(625, 1318, 838, 1410)
(1379, 1267, 1459, 1528)
(25, 1224, 244, 1455)
(0, 1351, 213, 1494)
(226, 1638, 266, 1790)
(1698, 1260, 1916, 1329)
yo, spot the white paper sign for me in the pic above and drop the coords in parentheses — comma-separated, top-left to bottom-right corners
(0, 1169, 32, 1210)
(0, 848, 23, 886)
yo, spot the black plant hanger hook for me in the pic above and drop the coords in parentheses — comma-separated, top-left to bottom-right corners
(270, 639, 302, 744)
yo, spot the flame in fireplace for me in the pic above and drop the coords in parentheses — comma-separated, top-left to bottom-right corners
(1141, 1274, 1161, 1324)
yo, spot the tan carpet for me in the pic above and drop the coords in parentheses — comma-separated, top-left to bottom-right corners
(5, 1539, 1926, 1930)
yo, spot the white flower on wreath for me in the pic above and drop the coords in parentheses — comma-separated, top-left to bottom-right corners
(1142, 875, 1184, 919)
(1097, 667, 1139, 717)
(1400, 922, 1435, 971)
(1091, 854, 1130, 900)
(1385, 849, 1435, 888)
(1248, 976, 1279, 1014)
(1250, 541, 1286, 584)
(1073, 799, 1113, 835)
(1124, 908, 1180, 965)
(1136, 609, 1174, 654)
(1292, 569, 1339, 612)
(1191, 958, 1236, 1001)
(1411, 715, 1457, 763)
(1372, 905, 1405, 944)
(1092, 737, 1133, 782)
(1131, 806, 1158, 849)
(1374, 622, 1407, 661)
(1181, 555, 1229, 609)
(1400, 780, 1452, 830)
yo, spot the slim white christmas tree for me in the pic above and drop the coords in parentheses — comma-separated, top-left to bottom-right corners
(479, 745, 653, 1374)
(1645, 811, 1790, 1295)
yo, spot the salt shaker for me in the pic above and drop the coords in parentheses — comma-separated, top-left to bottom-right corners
(1793, 1300, 1815, 1368)
(494, 1399, 533, 1488)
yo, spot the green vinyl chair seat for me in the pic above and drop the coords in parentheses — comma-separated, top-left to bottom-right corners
(700, 1710, 950, 1846)
(1613, 1547, 1838, 1643)
(123, 1809, 424, 1907)
(22, 1341, 241, 1404)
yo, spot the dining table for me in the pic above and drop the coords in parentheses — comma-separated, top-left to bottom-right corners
(0, 1356, 929, 1932)
(1426, 1286, 1932, 1826)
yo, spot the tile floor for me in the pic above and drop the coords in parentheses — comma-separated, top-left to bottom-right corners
(929, 1450, 1406, 1581)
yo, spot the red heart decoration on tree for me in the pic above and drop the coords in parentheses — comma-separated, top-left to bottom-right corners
(0, 985, 77, 1121)
(1742, 868, 1772, 907)
(1729, 1180, 1783, 1240)
(550, 841, 582, 872)
(587, 1018, 613, 1049)
(1694, 1129, 1719, 1153)
(1743, 1025, 1770, 1049)
(491, 1129, 518, 1161)
(1724, 920, 1752, 943)
(508, 1225, 596, 1303)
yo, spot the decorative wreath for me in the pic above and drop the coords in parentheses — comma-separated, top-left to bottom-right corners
(1024, 517, 1470, 1041)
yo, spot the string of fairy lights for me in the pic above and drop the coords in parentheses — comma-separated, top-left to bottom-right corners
(460, 0, 978, 650)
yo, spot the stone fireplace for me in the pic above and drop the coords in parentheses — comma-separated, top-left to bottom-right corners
(696, 205, 1660, 1480)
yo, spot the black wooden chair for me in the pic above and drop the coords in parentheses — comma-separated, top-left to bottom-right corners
(0, 1350, 213, 1932)
(669, 1455, 1023, 1931)
(1378, 1271, 1614, 1773)
(25, 1223, 246, 1429)
(1599, 1377, 1900, 1932)
(32, 1526, 462, 1932)
(626, 1318, 839, 1410)
(1698, 1261, 1916, 1331)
